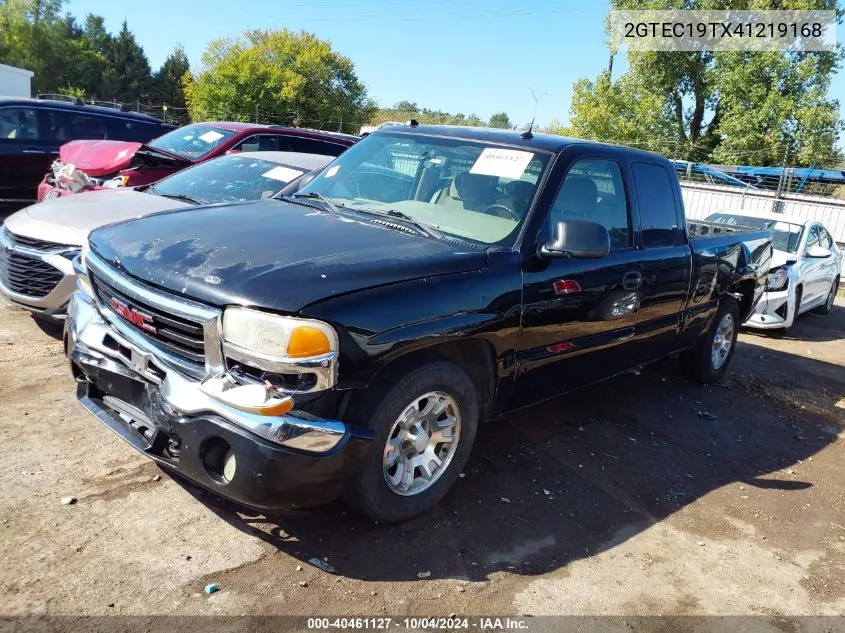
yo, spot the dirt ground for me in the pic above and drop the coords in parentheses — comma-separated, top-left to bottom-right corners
(1, 298, 844, 622)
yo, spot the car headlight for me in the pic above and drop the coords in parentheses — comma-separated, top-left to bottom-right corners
(74, 241, 94, 298)
(766, 267, 789, 291)
(222, 307, 338, 361)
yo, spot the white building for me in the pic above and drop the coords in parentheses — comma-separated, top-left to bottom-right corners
(0, 64, 34, 98)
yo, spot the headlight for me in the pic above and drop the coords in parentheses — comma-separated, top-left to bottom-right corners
(74, 241, 94, 297)
(766, 267, 789, 291)
(222, 307, 338, 361)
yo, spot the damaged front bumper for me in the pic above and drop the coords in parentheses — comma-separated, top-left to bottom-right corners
(65, 290, 373, 511)
(744, 286, 794, 330)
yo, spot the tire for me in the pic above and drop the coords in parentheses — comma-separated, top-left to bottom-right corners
(813, 277, 838, 316)
(681, 297, 740, 383)
(342, 360, 479, 522)
(784, 285, 803, 332)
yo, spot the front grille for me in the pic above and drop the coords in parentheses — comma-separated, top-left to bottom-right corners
(0, 247, 63, 297)
(92, 274, 207, 366)
(9, 232, 72, 253)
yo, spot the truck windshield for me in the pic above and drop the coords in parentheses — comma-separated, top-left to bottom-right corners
(146, 124, 237, 160)
(706, 213, 804, 253)
(296, 131, 552, 245)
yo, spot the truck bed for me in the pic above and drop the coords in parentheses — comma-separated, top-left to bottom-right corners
(687, 220, 766, 238)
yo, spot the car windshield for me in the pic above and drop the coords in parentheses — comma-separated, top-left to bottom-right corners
(706, 213, 804, 253)
(149, 155, 309, 204)
(296, 131, 552, 245)
(146, 124, 238, 160)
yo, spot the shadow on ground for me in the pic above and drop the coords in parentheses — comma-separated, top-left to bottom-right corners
(740, 303, 845, 344)
(172, 328, 843, 582)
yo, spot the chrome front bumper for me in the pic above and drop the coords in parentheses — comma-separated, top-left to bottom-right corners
(66, 290, 349, 453)
(0, 236, 78, 318)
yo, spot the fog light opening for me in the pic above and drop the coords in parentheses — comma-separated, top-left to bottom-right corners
(200, 437, 235, 484)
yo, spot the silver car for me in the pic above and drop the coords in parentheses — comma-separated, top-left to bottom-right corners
(0, 151, 332, 320)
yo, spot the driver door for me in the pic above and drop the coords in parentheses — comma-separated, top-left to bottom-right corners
(512, 156, 645, 407)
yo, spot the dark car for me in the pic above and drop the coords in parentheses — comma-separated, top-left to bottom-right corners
(37, 122, 358, 201)
(66, 124, 773, 523)
(0, 97, 174, 217)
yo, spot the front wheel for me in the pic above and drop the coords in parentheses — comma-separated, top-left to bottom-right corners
(813, 278, 838, 315)
(342, 360, 479, 522)
(681, 297, 740, 383)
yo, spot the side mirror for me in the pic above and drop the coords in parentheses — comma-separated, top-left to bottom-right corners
(539, 219, 611, 259)
(225, 148, 241, 155)
(806, 245, 832, 259)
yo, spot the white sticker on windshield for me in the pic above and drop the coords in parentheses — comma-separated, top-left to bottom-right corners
(262, 165, 304, 183)
(325, 165, 340, 178)
(198, 130, 224, 144)
(470, 148, 534, 179)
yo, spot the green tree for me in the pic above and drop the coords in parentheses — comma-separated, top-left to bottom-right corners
(568, 0, 844, 167)
(153, 44, 190, 109)
(0, 0, 69, 94)
(185, 29, 376, 130)
(81, 13, 112, 56)
(105, 20, 152, 104)
(488, 112, 512, 128)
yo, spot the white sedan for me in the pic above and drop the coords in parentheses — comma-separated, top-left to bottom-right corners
(705, 210, 842, 331)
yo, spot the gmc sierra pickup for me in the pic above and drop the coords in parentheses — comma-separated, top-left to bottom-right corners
(64, 124, 773, 522)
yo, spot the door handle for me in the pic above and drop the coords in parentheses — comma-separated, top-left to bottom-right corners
(22, 149, 47, 154)
(622, 271, 642, 291)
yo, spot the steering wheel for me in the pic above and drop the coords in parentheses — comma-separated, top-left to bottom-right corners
(482, 203, 520, 221)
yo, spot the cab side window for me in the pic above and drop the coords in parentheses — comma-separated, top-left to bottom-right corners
(548, 159, 631, 249)
(632, 162, 680, 247)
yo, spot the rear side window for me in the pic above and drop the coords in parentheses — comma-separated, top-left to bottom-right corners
(67, 114, 108, 140)
(237, 135, 281, 152)
(107, 118, 161, 142)
(278, 136, 346, 156)
(632, 162, 680, 247)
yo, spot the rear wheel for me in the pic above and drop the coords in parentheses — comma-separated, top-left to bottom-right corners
(681, 297, 740, 383)
(342, 360, 478, 522)
(813, 278, 838, 315)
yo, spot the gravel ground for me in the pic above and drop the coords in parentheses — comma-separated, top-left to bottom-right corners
(0, 298, 843, 621)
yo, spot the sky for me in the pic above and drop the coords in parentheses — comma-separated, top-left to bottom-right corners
(66, 0, 845, 135)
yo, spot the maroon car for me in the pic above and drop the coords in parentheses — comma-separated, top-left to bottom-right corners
(38, 122, 358, 201)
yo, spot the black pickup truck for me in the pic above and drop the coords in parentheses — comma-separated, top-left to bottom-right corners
(65, 124, 773, 522)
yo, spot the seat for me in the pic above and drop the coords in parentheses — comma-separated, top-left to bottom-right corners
(550, 176, 598, 223)
(432, 172, 498, 212)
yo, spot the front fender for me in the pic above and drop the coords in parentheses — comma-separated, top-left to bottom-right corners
(301, 251, 523, 389)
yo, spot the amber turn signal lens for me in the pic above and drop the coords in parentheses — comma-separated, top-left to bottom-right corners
(286, 326, 331, 358)
(258, 397, 294, 416)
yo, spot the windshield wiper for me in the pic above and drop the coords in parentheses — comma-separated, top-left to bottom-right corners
(291, 192, 344, 214)
(357, 208, 443, 239)
(155, 192, 207, 205)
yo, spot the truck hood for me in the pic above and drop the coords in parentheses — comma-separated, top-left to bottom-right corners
(59, 140, 143, 176)
(88, 200, 488, 312)
(11, 189, 193, 246)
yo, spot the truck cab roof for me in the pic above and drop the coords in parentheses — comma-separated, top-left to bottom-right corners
(376, 124, 669, 162)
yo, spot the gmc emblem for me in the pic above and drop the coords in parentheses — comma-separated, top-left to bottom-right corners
(110, 297, 157, 334)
